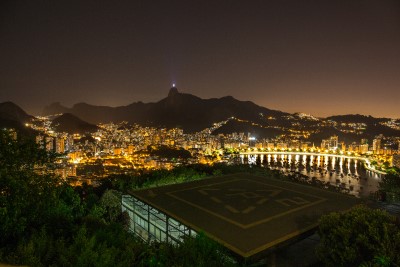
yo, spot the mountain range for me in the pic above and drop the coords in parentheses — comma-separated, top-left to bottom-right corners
(43, 87, 288, 133)
(1, 87, 399, 142)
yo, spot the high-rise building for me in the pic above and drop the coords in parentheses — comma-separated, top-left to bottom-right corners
(65, 136, 74, 151)
(348, 142, 359, 153)
(340, 142, 346, 151)
(359, 144, 369, 154)
(45, 136, 54, 152)
(321, 135, 338, 150)
(361, 138, 368, 145)
(321, 140, 328, 150)
(36, 135, 45, 148)
(267, 142, 275, 149)
(372, 138, 381, 154)
(56, 137, 65, 153)
(248, 136, 256, 147)
(330, 135, 339, 149)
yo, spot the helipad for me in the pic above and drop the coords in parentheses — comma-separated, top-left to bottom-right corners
(123, 173, 360, 258)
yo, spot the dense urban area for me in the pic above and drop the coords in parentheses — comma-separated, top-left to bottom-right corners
(20, 114, 400, 186)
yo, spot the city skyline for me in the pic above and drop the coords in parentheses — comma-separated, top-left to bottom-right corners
(1, 0, 400, 118)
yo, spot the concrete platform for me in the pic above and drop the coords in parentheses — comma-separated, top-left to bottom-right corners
(131, 173, 361, 258)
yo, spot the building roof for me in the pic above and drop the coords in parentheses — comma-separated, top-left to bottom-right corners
(130, 173, 361, 258)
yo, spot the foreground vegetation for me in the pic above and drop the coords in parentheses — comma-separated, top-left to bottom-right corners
(378, 167, 400, 202)
(0, 132, 235, 267)
(317, 205, 400, 266)
(1, 130, 400, 266)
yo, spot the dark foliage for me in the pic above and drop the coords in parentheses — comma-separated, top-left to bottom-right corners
(0, 130, 236, 266)
(317, 205, 400, 266)
(147, 145, 192, 160)
(379, 171, 400, 202)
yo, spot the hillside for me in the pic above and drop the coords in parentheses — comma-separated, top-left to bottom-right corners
(51, 113, 99, 134)
(0, 102, 35, 135)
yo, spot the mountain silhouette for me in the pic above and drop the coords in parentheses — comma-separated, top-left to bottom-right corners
(2, 91, 399, 142)
(0, 101, 33, 123)
(0, 102, 34, 134)
(51, 113, 99, 134)
(43, 87, 289, 132)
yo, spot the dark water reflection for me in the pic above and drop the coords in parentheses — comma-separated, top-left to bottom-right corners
(239, 153, 382, 197)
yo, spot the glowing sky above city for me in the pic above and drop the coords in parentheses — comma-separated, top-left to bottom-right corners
(1, 0, 399, 118)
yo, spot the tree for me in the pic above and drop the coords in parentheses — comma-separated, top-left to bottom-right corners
(100, 189, 122, 223)
(317, 205, 400, 266)
(379, 172, 400, 202)
(0, 130, 85, 263)
(146, 232, 236, 267)
(0, 130, 61, 246)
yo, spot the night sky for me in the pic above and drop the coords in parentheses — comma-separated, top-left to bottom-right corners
(1, 0, 399, 118)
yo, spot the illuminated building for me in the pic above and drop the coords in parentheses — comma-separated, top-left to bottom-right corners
(359, 144, 369, 154)
(56, 137, 65, 153)
(321, 135, 338, 150)
(331, 135, 338, 149)
(65, 136, 74, 151)
(300, 142, 309, 150)
(45, 136, 54, 152)
(255, 142, 263, 149)
(68, 151, 82, 162)
(55, 164, 77, 179)
(128, 145, 135, 155)
(113, 147, 122, 155)
(290, 140, 300, 149)
(373, 138, 381, 154)
(276, 142, 288, 150)
(248, 136, 256, 147)
(267, 142, 275, 149)
(361, 138, 368, 145)
(348, 142, 359, 153)
(36, 135, 45, 148)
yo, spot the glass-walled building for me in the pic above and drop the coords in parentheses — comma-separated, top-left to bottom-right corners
(121, 174, 362, 260)
(122, 194, 197, 244)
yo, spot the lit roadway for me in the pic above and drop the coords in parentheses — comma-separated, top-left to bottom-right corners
(239, 151, 386, 175)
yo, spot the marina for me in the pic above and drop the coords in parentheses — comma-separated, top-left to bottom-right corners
(239, 153, 382, 197)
